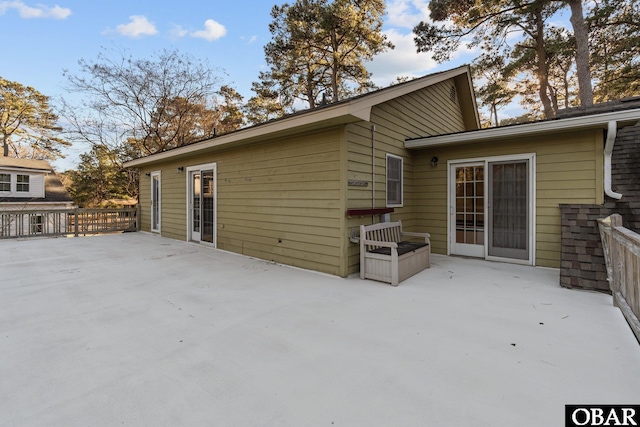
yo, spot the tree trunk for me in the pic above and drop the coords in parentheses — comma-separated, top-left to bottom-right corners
(567, 0, 594, 107)
(534, 9, 556, 119)
(330, 29, 340, 102)
(492, 102, 499, 127)
(2, 136, 8, 157)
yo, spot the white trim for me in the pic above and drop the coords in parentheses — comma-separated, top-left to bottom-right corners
(150, 171, 161, 233)
(447, 153, 536, 266)
(406, 108, 640, 149)
(447, 161, 485, 258)
(386, 154, 403, 207)
(0, 166, 51, 173)
(604, 120, 623, 199)
(0, 171, 45, 198)
(186, 163, 217, 247)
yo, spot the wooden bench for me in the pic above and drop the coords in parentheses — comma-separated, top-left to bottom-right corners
(360, 220, 430, 287)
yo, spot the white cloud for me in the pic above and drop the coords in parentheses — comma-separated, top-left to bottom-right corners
(0, 1, 71, 19)
(367, 29, 438, 85)
(115, 15, 158, 38)
(190, 19, 226, 42)
(367, 28, 479, 86)
(169, 24, 188, 39)
(386, 0, 431, 29)
(240, 35, 258, 44)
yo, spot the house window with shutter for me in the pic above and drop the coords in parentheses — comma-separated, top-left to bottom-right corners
(386, 154, 403, 207)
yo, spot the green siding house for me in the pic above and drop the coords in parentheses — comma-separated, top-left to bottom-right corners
(124, 65, 640, 279)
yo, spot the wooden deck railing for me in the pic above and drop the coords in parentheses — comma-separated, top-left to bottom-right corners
(598, 214, 640, 342)
(0, 207, 139, 239)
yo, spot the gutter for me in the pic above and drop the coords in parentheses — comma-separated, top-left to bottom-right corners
(604, 120, 623, 200)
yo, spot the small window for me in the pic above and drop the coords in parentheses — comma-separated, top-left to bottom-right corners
(386, 154, 403, 207)
(30, 215, 43, 234)
(16, 174, 29, 192)
(0, 173, 10, 191)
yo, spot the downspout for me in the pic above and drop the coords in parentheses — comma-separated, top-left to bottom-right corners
(604, 120, 623, 200)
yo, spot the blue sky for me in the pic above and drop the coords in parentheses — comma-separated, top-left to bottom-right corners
(1, 0, 475, 169)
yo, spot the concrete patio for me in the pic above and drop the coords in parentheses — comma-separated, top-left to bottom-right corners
(1, 233, 638, 426)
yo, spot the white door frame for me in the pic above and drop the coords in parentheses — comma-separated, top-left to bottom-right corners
(448, 161, 485, 258)
(186, 163, 217, 246)
(150, 170, 161, 233)
(448, 153, 536, 265)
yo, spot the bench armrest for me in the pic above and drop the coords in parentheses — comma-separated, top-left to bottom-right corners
(362, 239, 398, 249)
(401, 231, 431, 244)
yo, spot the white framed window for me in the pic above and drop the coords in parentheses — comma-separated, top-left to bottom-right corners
(30, 215, 43, 234)
(16, 174, 29, 192)
(0, 173, 10, 192)
(150, 171, 161, 233)
(386, 154, 403, 207)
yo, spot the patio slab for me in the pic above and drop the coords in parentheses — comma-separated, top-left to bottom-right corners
(1, 233, 638, 426)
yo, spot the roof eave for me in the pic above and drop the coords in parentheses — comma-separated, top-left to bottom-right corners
(405, 108, 640, 149)
(124, 65, 475, 169)
(124, 105, 369, 168)
(0, 166, 51, 173)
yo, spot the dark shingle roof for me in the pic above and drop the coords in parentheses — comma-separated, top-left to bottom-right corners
(556, 96, 640, 119)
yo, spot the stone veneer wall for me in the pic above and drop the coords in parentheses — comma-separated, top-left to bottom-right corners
(559, 117, 640, 291)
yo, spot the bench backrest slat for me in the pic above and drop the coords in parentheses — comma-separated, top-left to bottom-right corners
(362, 221, 403, 251)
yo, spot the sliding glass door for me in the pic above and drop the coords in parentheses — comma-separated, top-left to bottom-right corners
(449, 155, 533, 264)
(488, 160, 529, 260)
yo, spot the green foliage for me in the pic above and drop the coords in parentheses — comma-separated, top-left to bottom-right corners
(588, 0, 640, 101)
(498, 112, 541, 126)
(473, 53, 518, 127)
(0, 76, 69, 160)
(66, 145, 136, 207)
(255, 0, 393, 111)
(413, 0, 601, 120)
(415, 0, 569, 119)
(244, 73, 287, 126)
(217, 85, 245, 133)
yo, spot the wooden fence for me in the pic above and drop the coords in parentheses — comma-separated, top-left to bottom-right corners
(0, 207, 139, 239)
(597, 214, 640, 342)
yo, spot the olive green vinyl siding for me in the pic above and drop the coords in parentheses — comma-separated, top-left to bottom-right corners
(344, 79, 468, 274)
(413, 129, 604, 268)
(139, 128, 344, 276)
(139, 171, 151, 232)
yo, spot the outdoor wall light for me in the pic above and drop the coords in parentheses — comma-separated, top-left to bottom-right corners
(177, 166, 184, 174)
(145, 173, 151, 177)
(430, 156, 439, 167)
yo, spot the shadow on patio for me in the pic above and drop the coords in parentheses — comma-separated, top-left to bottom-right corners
(1, 233, 639, 426)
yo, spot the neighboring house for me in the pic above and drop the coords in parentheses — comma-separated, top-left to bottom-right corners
(123, 64, 640, 285)
(0, 157, 74, 236)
